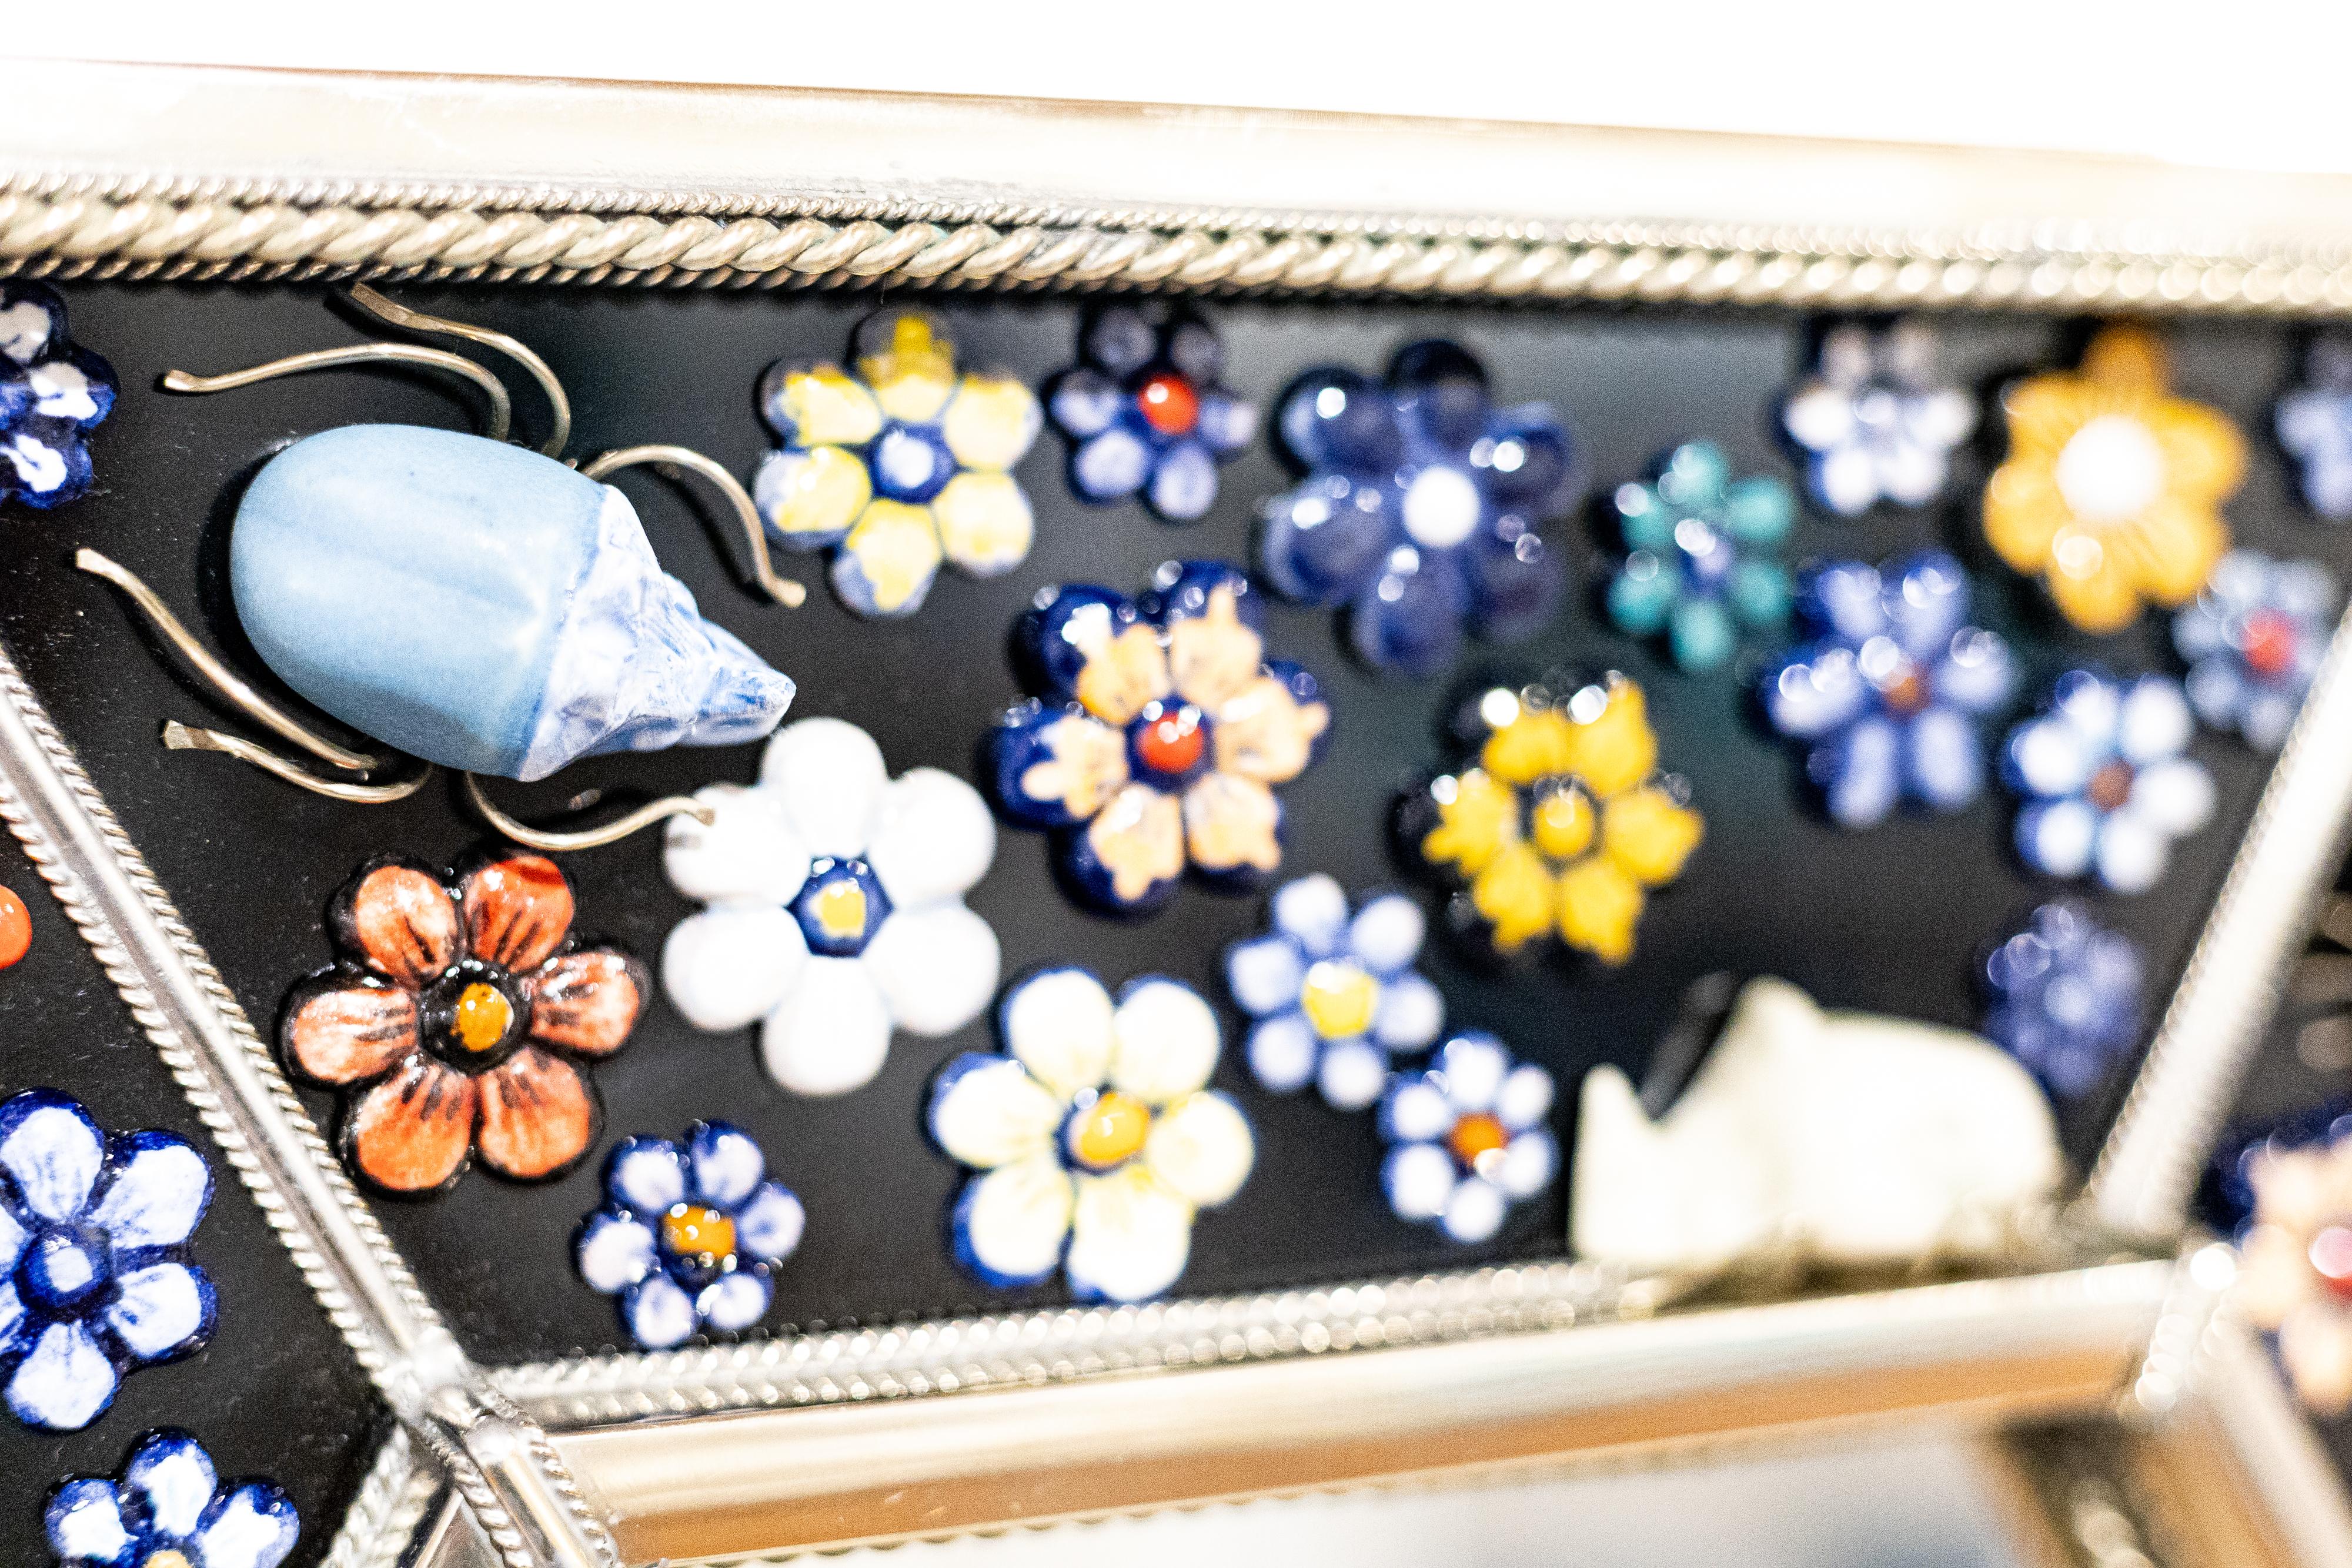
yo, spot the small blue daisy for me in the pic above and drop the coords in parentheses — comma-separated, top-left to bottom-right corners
(46, 1429, 297, 1568)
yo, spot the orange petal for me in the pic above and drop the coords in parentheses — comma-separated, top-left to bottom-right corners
(283, 980, 419, 1084)
(527, 948, 647, 1057)
(346, 1055, 478, 1193)
(476, 1047, 596, 1181)
(335, 858, 461, 986)
(461, 855, 575, 973)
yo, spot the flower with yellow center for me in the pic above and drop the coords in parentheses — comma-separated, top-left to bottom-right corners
(1984, 327, 2243, 633)
(1419, 677, 1702, 963)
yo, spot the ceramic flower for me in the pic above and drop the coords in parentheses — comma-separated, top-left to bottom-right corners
(1605, 441, 1796, 673)
(2277, 339, 2352, 521)
(928, 969, 1254, 1302)
(1780, 320, 1977, 516)
(575, 1121, 805, 1350)
(1224, 874, 1445, 1111)
(1, 282, 118, 511)
(0, 1091, 214, 1432)
(753, 309, 1041, 617)
(1412, 676, 1702, 964)
(1982, 901, 2146, 1099)
(280, 854, 647, 1193)
(2003, 671, 2214, 895)
(2230, 1115, 2352, 1413)
(45, 1430, 297, 1568)
(663, 716, 1000, 1095)
(1759, 550, 2017, 828)
(1258, 341, 1576, 676)
(1049, 306, 1258, 522)
(1984, 327, 2242, 634)
(990, 561, 1331, 915)
(2174, 549, 2340, 751)
(1379, 1034, 1557, 1245)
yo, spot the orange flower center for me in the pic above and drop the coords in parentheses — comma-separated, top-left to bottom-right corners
(452, 982, 513, 1054)
(1138, 372, 1200, 436)
(663, 1203, 736, 1261)
(1880, 668, 1928, 716)
(2244, 609, 2297, 680)
(2086, 760, 2135, 813)
(1068, 1091, 1152, 1170)
(1132, 701, 1206, 777)
(1448, 1113, 1509, 1171)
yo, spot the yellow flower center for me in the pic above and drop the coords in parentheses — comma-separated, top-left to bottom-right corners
(811, 880, 869, 942)
(1069, 1091, 1152, 1169)
(1299, 959, 1379, 1040)
(452, 982, 513, 1054)
(1529, 784, 1595, 862)
(144, 1553, 193, 1568)
(662, 1203, 736, 1261)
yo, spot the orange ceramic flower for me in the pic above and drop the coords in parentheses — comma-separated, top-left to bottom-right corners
(1984, 327, 2243, 633)
(280, 852, 647, 1195)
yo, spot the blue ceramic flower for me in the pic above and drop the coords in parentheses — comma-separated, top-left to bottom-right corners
(1759, 550, 2017, 828)
(1258, 342, 1576, 676)
(2003, 671, 2214, 895)
(2277, 340, 2352, 521)
(1983, 902, 2146, 1098)
(575, 1121, 804, 1350)
(1224, 874, 1445, 1111)
(46, 1429, 298, 1568)
(0, 1090, 214, 1432)
(1048, 306, 1258, 522)
(990, 561, 1331, 915)
(1, 282, 117, 511)
(1606, 442, 1796, 673)
(2174, 548, 2340, 751)
(1780, 321, 1976, 516)
(1378, 1034, 1556, 1245)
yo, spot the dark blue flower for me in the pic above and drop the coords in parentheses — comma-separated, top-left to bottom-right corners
(46, 1429, 297, 1568)
(1049, 306, 1257, 523)
(1982, 902, 2145, 1098)
(1, 283, 116, 511)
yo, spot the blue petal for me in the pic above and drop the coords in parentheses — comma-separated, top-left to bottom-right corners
(688, 1122, 764, 1210)
(1763, 643, 1869, 739)
(1933, 627, 2014, 714)
(126, 1428, 218, 1539)
(604, 1136, 689, 1216)
(696, 1269, 771, 1333)
(1884, 551, 1969, 661)
(0, 1089, 105, 1223)
(1348, 547, 1468, 677)
(1463, 524, 1564, 646)
(1258, 475, 1391, 607)
(1388, 340, 1491, 453)
(1802, 561, 1886, 643)
(1070, 426, 1150, 502)
(45, 1478, 132, 1566)
(1194, 392, 1257, 456)
(1905, 706, 1984, 813)
(734, 1182, 806, 1262)
(8, 1319, 119, 1430)
(1275, 366, 1401, 473)
(191, 1483, 301, 1568)
(986, 700, 1095, 829)
(89, 1132, 212, 1252)
(1147, 440, 1218, 521)
(1048, 367, 1123, 440)
(574, 1210, 657, 1295)
(0, 1279, 24, 1356)
(622, 1273, 699, 1350)
(1816, 716, 1902, 829)
(1475, 404, 1576, 513)
(0, 1201, 24, 1277)
(1018, 584, 1139, 702)
(106, 1260, 215, 1363)
(1164, 317, 1222, 383)
(1138, 561, 1259, 630)
(1083, 307, 1155, 378)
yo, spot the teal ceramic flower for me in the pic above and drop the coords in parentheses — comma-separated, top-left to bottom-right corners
(1606, 442, 1796, 673)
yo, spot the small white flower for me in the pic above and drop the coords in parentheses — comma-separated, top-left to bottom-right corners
(2003, 671, 2214, 895)
(1782, 321, 1976, 517)
(1379, 1034, 1556, 1245)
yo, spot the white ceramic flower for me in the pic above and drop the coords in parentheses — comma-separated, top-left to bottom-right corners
(928, 969, 1254, 1302)
(662, 717, 1001, 1095)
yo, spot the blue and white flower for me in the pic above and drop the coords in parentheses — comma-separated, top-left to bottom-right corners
(1, 282, 117, 511)
(2003, 672, 2214, 895)
(1983, 901, 2146, 1099)
(574, 1121, 805, 1350)
(0, 1089, 214, 1432)
(928, 969, 1254, 1302)
(1224, 875, 1444, 1109)
(2173, 549, 2340, 751)
(2277, 339, 2352, 521)
(1378, 1035, 1557, 1245)
(46, 1429, 297, 1568)
(1049, 306, 1258, 522)
(1759, 550, 2016, 828)
(1780, 321, 1976, 516)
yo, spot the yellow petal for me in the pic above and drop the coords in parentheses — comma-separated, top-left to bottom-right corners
(775, 365, 884, 448)
(860, 312, 958, 424)
(2146, 395, 2247, 506)
(1602, 785, 1703, 887)
(1211, 673, 1328, 785)
(1086, 784, 1186, 905)
(1074, 623, 1174, 726)
(1479, 708, 1573, 787)
(1999, 375, 2100, 463)
(759, 443, 872, 544)
(837, 499, 944, 616)
(2112, 497, 2226, 609)
(931, 470, 1034, 577)
(941, 373, 1043, 470)
(2080, 325, 2167, 390)
(1563, 680, 1658, 800)
(1982, 459, 2066, 573)
(1421, 768, 1518, 877)
(2043, 529, 2144, 634)
(1016, 713, 1129, 819)
(1182, 772, 1283, 875)
(1470, 840, 1555, 954)
(1556, 854, 1645, 965)
(1168, 581, 1265, 713)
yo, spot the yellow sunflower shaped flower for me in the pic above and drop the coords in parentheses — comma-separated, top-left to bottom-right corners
(1419, 677, 1702, 963)
(1984, 327, 2243, 634)
(753, 310, 1042, 617)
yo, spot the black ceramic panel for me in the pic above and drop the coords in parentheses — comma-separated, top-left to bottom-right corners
(2, 282, 2339, 1369)
(0, 806, 382, 1557)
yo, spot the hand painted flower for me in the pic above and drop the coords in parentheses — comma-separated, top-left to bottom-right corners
(1414, 677, 1702, 964)
(1379, 1035, 1557, 1245)
(1605, 442, 1796, 673)
(2002, 672, 2214, 895)
(1780, 320, 1976, 516)
(663, 717, 1000, 1095)
(1050, 306, 1257, 522)
(2276, 339, 2352, 521)
(1225, 875, 1444, 1111)
(2231, 1120, 2352, 1413)
(1984, 327, 2242, 634)
(1982, 901, 2145, 1099)
(574, 1121, 805, 1350)
(1258, 340, 1576, 676)
(1759, 551, 2017, 829)
(990, 562, 1331, 914)
(928, 969, 1254, 1302)
(2173, 549, 2340, 751)
(0, 1091, 213, 1432)
(280, 854, 646, 1194)
(0, 282, 117, 511)
(46, 1429, 296, 1568)
(753, 309, 1041, 617)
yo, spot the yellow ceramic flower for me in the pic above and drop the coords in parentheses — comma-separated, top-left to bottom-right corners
(1420, 677, 1702, 963)
(753, 310, 1042, 617)
(1983, 327, 2243, 634)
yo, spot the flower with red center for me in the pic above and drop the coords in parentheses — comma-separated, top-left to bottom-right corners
(2174, 548, 2340, 751)
(2228, 1110, 2352, 1413)
(1048, 306, 1259, 524)
(2003, 671, 2214, 895)
(280, 852, 647, 1195)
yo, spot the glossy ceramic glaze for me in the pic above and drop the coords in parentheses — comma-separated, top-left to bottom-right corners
(1605, 440, 1795, 673)
(0, 282, 116, 511)
(2002, 671, 2215, 894)
(1049, 305, 1257, 522)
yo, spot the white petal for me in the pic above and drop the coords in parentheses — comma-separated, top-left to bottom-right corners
(0, 1205, 22, 1276)
(1110, 980, 1221, 1106)
(1317, 1038, 1388, 1111)
(2117, 677, 2194, 764)
(126, 1430, 217, 1539)
(1494, 1129, 1560, 1199)
(1002, 968, 1116, 1101)
(1371, 972, 1444, 1051)
(89, 1135, 211, 1251)
(1782, 382, 1857, 452)
(607, 1139, 688, 1213)
(734, 1183, 806, 1261)
(1347, 893, 1425, 976)
(1816, 442, 1879, 515)
(928, 1055, 1063, 1169)
(1493, 1064, 1556, 1132)
(2096, 808, 2171, 895)
(2017, 798, 2097, 878)
(2129, 757, 2216, 836)
(687, 1123, 764, 1208)
(662, 905, 806, 1032)
(2053, 673, 2123, 749)
(663, 783, 810, 906)
(1224, 934, 1305, 1017)
(696, 1270, 771, 1333)
(46, 1478, 130, 1564)
(0, 1281, 19, 1357)
(954, 1152, 1074, 1286)
(190, 1485, 300, 1568)
(623, 1274, 698, 1349)
(8, 1320, 117, 1430)
(866, 767, 995, 906)
(760, 957, 892, 1095)
(1271, 874, 1349, 956)
(106, 1261, 211, 1360)
(759, 717, 890, 857)
(1384, 1142, 1456, 1221)
(1442, 1178, 1509, 1243)
(0, 1095, 105, 1223)
(2009, 717, 2094, 798)
(1385, 1079, 1454, 1144)
(1435, 1035, 1509, 1114)
(861, 902, 1000, 1037)
(1144, 1091, 1254, 1207)
(575, 1211, 658, 1293)
(1245, 1014, 1317, 1094)
(1067, 1166, 1195, 1303)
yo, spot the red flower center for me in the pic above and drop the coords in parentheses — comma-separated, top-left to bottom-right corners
(1134, 701, 1206, 776)
(1138, 373, 1200, 436)
(2312, 1225, 2352, 1302)
(2086, 760, 2135, 813)
(2243, 609, 2297, 680)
